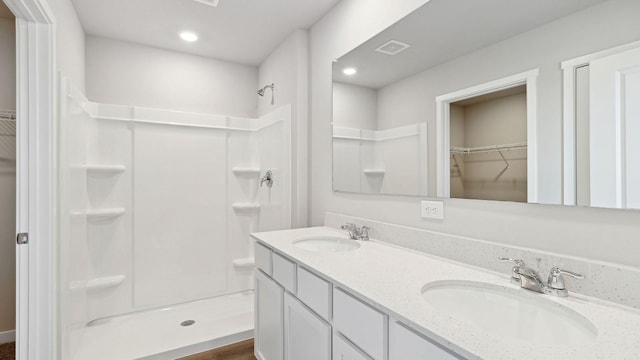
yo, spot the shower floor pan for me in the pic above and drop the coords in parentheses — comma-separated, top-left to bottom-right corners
(73, 291, 254, 360)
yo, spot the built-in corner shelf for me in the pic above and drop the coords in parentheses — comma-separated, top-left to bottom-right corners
(232, 202, 261, 214)
(86, 275, 126, 294)
(85, 164, 126, 176)
(232, 257, 255, 269)
(86, 207, 126, 221)
(363, 169, 386, 176)
(232, 167, 261, 177)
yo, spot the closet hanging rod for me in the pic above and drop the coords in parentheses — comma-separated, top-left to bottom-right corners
(450, 142, 527, 155)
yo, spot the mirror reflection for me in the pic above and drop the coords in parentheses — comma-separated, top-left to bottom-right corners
(332, 0, 640, 210)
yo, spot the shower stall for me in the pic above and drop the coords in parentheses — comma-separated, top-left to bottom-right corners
(58, 76, 291, 359)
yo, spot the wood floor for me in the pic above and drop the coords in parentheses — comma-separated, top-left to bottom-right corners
(0, 342, 15, 360)
(179, 339, 256, 360)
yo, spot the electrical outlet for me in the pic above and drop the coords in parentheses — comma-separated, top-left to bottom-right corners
(421, 200, 444, 220)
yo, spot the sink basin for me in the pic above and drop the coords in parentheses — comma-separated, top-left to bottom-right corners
(293, 236, 361, 252)
(421, 281, 597, 345)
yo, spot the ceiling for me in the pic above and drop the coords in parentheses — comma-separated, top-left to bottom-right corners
(333, 0, 607, 88)
(0, 1, 14, 19)
(71, 0, 341, 66)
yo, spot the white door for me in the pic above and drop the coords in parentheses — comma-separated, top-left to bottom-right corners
(283, 292, 331, 360)
(589, 46, 640, 209)
(255, 270, 284, 360)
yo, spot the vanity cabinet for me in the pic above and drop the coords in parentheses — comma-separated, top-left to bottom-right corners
(254, 241, 465, 360)
(283, 292, 332, 360)
(255, 269, 284, 360)
(389, 320, 460, 360)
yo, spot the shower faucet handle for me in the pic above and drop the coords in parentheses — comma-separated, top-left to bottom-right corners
(260, 170, 273, 188)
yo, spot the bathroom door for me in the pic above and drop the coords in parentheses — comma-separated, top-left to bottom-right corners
(589, 46, 640, 209)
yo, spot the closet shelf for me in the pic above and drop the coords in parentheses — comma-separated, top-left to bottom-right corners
(85, 164, 126, 176)
(232, 257, 255, 269)
(363, 169, 386, 176)
(86, 207, 126, 221)
(86, 275, 126, 293)
(232, 202, 261, 214)
(450, 142, 527, 155)
(232, 167, 261, 177)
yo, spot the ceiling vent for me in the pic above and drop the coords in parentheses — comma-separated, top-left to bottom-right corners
(375, 40, 411, 56)
(192, 0, 220, 7)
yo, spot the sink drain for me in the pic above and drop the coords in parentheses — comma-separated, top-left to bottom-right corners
(180, 320, 196, 327)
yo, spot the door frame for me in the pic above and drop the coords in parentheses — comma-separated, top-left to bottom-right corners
(435, 69, 539, 202)
(2, 0, 56, 358)
(561, 39, 640, 206)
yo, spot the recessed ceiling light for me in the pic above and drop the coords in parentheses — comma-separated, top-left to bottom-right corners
(179, 31, 199, 42)
(343, 68, 357, 75)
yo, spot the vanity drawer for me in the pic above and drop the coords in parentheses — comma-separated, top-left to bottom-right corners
(389, 320, 463, 360)
(333, 288, 387, 360)
(333, 332, 373, 360)
(272, 252, 297, 293)
(297, 266, 332, 320)
(255, 242, 272, 275)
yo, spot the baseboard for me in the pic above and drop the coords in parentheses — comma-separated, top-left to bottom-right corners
(0, 330, 15, 344)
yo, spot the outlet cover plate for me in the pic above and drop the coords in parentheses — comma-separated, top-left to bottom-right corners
(421, 200, 444, 220)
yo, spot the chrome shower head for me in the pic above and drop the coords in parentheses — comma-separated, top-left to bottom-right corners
(257, 83, 275, 105)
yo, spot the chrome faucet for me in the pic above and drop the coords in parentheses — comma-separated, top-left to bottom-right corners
(340, 223, 373, 241)
(499, 257, 583, 297)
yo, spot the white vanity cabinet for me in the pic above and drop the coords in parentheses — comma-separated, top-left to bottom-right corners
(254, 241, 466, 360)
(255, 269, 284, 360)
(283, 292, 332, 360)
(389, 320, 461, 360)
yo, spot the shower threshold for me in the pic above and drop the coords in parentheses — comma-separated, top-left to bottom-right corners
(73, 291, 254, 360)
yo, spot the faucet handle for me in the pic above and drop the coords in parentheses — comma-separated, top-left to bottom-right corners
(498, 257, 525, 266)
(340, 223, 357, 230)
(547, 267, 584, 290)
(360, 226, 372, 241)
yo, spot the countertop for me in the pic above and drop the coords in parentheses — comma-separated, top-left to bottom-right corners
(251, 226, 640, 360)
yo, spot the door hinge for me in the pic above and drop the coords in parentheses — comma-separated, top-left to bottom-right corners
(16, 233, 29, 245)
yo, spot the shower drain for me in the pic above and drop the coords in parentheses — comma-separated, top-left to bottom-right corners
(180, 320, 196, 327)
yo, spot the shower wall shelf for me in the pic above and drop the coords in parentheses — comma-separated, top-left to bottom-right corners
(232, 167, 261, 177)
(86, 275, 126, 293)
(363, 169, 386, 176)
(232, 203, 261, 214)
(85, 164, 126, 176)
(232, 257, 255, 269)
(86, 208, 126, 221)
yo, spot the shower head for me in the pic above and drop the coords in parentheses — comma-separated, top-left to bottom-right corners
(257, 83, 275, 105)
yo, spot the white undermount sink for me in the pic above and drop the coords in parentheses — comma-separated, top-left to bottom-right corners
(293, 236, 361, 252)
(421, 281, 597, 346)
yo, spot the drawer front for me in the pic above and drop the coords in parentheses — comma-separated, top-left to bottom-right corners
(333, 333, 372, 360)
(296, 267, 331, 320)
(255, 242, 272, 275)
(272, 252, 297, 293)
(333, 288, 386, 360)
(390, 320, 463, 360)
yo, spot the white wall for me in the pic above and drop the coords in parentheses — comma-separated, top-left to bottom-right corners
(258, 30, 309, 227)
(332, 82, 377, 130)
(86, 36, 258, 117)
(309, 0, 640, 268)
(0, 17, 15, 110)
(0, 15, 14, 336)
(49, 0, 85, 91)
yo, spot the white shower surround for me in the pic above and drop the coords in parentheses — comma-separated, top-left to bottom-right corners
(59, 77, 291, 359)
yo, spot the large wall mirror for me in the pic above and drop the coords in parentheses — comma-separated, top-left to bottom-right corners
(331, 0, 640, 210)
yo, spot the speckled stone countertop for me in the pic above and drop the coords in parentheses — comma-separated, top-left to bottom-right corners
(252, 226, 640, 360)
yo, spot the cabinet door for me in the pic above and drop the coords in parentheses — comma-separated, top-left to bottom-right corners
(284, 292, 331, 360)
(255, 270, 284, 360)
(333, 333, 372, 360)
